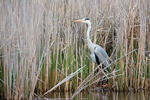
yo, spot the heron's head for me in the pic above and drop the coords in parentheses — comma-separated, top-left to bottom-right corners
(74, 17, 90, 24)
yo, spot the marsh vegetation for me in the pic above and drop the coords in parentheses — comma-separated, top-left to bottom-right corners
(0, 0, 150, 99)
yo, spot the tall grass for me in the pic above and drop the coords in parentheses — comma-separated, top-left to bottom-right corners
(0, 0, 150, 99)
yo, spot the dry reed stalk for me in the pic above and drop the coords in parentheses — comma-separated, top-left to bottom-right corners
(65, 51, 69, 91)
(14, 79, 18, 100)
(59, 45, 64, 91)
(129, 19, 134, 89)
(44, 55, 49, 91)
(54, 41, 60, 89)
(119, 47, 124, 89)
(127, 5, 137, 89)
(124, 18, 129, 89)
(80, 55, 83, 84)
(136, 0, 146, 89)
(76, 38, 79, 87)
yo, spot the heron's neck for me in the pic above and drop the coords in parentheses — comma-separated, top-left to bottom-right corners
(87, 23, 93, 51)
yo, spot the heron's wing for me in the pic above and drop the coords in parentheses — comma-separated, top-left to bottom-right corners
(94, 45, 109, 66)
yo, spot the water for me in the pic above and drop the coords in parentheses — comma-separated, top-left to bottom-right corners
(34, 91, 150, 100)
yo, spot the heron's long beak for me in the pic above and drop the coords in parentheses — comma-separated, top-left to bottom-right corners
(74, 19, 85, 23)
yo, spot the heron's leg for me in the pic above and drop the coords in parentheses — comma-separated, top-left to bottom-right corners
(98, 71, 103, 87)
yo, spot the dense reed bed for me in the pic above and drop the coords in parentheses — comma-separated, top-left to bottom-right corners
(0, 0, 150, 99)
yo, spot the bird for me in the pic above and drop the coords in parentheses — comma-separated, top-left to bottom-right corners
(74, 17, 110, 72)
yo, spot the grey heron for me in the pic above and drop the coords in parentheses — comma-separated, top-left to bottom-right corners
(74, 17, 110, 71)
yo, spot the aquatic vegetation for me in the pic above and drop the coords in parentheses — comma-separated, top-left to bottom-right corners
(0, 0, 150, 99)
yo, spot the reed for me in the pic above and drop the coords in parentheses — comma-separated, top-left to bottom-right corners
(0, 0, 150, 99)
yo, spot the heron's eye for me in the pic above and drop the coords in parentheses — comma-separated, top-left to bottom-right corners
(84, 17, 89, 20)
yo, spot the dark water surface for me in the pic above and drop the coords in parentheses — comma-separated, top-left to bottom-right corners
(34, 91, 150, 100)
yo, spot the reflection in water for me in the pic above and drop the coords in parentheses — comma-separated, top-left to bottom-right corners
(34, 91, 150, 100)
